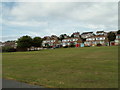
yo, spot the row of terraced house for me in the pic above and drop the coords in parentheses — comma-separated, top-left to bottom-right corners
(42, 31, 120, 48)
(1, 31, 120, 51)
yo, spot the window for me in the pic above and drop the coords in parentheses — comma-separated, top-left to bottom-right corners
(96, 37, 100, 40)
(92, 38, 95, 40)
(74, 42, 77, 44)
(89, 38, 92, 40)
(63, 40, 66, 42)
(116, 36, 120, 39)
(99, 38, 102, 40)
(67, 43, 70, 45)
(86, 38, 89, 41)
(103, 37, 105, 40)
(43, 41, 46, 43)
(116, 36, 118, 39)
(115, 40, 119, 43)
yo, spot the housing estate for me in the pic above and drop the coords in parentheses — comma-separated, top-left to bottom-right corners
(2, 30, 119, 51)
(41, 31, 119, 48)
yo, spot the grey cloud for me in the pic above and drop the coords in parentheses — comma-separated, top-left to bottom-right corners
(2, 2, 118, 41)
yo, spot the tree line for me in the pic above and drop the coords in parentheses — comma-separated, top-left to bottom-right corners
(17, 36, 42, 51)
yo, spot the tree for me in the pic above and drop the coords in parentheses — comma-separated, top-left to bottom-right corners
(81, 38, 86, 43)
(59, 34, 68, 41)
(79, 35, 86, 43)
(5, 40, 16, 42)
(71, 34, 74, 38)
(117, 30, 120, 34)
(17, 35, 33, 50)
(2, 46, 16, 52)
(59, 34, 65, 41)
(32, 37, 42, 47)
(107, 32, 116, 46)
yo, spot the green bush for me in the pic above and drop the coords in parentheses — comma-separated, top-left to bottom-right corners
(2, 47, 16, 52)
(96, 43, 102, 46)
(70, 42, 75, 47)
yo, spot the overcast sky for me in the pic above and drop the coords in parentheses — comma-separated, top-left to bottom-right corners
(1, 1, 118, 41)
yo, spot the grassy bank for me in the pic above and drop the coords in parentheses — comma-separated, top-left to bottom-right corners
(2, 46, 118, 88)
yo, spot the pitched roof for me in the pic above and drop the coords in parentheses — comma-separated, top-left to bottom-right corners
(116, 34, 120, 36)
(62, 37, 80, 40)
(72, 32, 80, 34)
(81, 32, 93, 35)
(96, 31, 104, 33)
(87, 35, 106, 38)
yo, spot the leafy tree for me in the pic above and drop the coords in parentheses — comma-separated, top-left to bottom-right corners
(57, 37, 60, 40)
(59, 34, 68, 41)
(107, 32, 116, 46)
(59, 34, 64, 41)
(5, 40, 16, 42)
(81, 38, 86, 43)
(42, 37, 47, 40)
(71, 34, 74, 38)
(79, 35, 86, 43)
(17, 35, 33, 49)
(71, 34, 73, 38)
(117, 30, 120, 34)
(51, 35, 58, 38)
(32, 37, 42, 47)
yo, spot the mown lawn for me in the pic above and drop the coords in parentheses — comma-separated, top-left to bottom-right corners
(2, 46, 118, 88)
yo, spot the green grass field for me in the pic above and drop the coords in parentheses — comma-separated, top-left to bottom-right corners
(2, 46, 118, 88)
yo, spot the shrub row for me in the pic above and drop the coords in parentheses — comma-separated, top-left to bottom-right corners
(2, 47, 16, 52)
